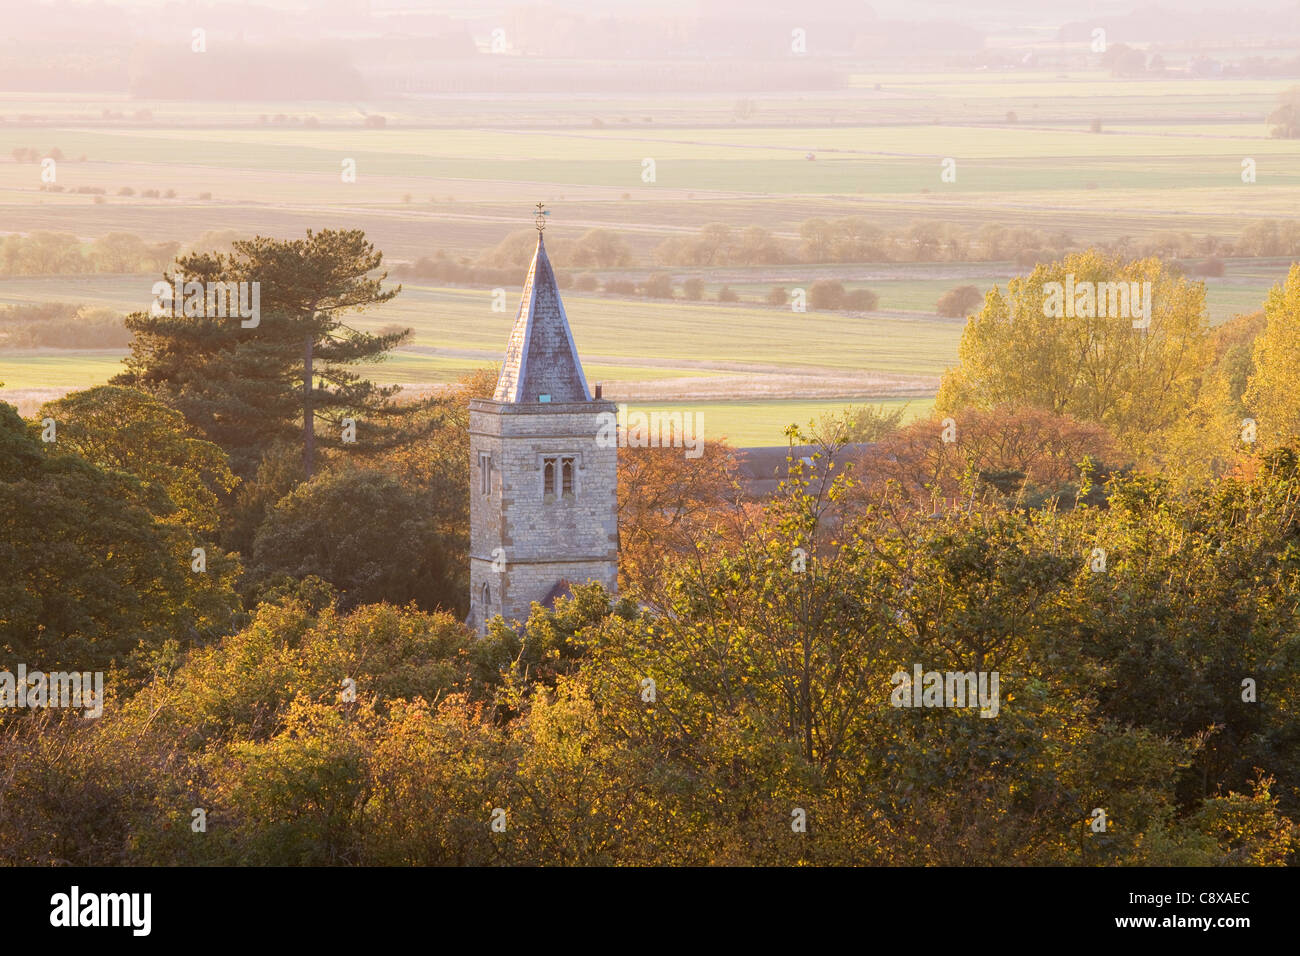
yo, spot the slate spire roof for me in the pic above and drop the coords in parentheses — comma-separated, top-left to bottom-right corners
(493, 232, 592, 404)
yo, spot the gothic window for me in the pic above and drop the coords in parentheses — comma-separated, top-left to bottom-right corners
(478, 452, 492, 496)
(542, 454, 579, 499)
(481, 582, 490, 608)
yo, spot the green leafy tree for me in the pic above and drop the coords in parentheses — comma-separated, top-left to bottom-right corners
(249, 467, 460, 612)
(0, 403, 240, 674)
(39, 386, 237, 534)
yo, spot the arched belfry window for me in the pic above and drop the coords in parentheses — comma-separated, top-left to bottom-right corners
(541, 453, 580, 500)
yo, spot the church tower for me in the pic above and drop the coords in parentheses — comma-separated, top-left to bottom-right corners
(468, 208, 619, 633)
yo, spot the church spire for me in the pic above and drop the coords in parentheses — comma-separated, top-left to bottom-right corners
(493, 207, 591, 404)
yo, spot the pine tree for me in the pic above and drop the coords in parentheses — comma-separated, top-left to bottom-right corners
(115, 229, 410, 478)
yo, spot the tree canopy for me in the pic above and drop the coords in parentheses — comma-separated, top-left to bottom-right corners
(114, 228, 410, 478)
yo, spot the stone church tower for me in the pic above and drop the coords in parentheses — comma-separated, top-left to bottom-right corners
(468, 214, 619, 633)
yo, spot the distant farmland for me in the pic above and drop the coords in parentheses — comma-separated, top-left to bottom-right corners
(3, 71, 1299, 442)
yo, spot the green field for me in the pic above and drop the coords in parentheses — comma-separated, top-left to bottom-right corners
(0, 355, 930, 446)
(2, 248, 1291, 439)
(634, 397, 936, 447)
(0, 274, 958, 374)
(0, 352, 124, 389)
(0, 271, 955, 441)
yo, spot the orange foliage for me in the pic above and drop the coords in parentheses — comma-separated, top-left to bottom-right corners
(616, 440, 743, 600)
(849, 405, 1120, 509)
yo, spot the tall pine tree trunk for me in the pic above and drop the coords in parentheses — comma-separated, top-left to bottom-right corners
(303, 333, 315, 478)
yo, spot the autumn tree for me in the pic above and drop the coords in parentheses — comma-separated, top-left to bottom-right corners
(86, 232, 148, 272)
(808, 279, 844, 310)
(565, 228, 632, 268)
(798, 218, 834, 262)
(4, 385, 1299, 865)
(616, 441, 741, 602)
(936, 250, 1217, 465)
(1243, 263, 1300, 448)
(849, 406, 1121, 512)
(1268, 85, 1300, 139)
(1211, 309, 1266, 419)
(642, 272, 673, 298)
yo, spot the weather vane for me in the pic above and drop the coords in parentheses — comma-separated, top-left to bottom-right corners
(535, 201, 549, 233)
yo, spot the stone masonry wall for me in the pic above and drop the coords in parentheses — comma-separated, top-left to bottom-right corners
(469, 397, 618, 630)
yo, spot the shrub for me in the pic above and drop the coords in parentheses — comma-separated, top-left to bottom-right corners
(642, 272, 674, 298)
(935, 285, 984, 317)
(808, 279, 845, 310)
(842, 288, 879, 311)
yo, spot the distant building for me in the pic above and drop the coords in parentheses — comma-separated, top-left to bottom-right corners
(733, 443, 873, 498)
(467, 226, 619, 633)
